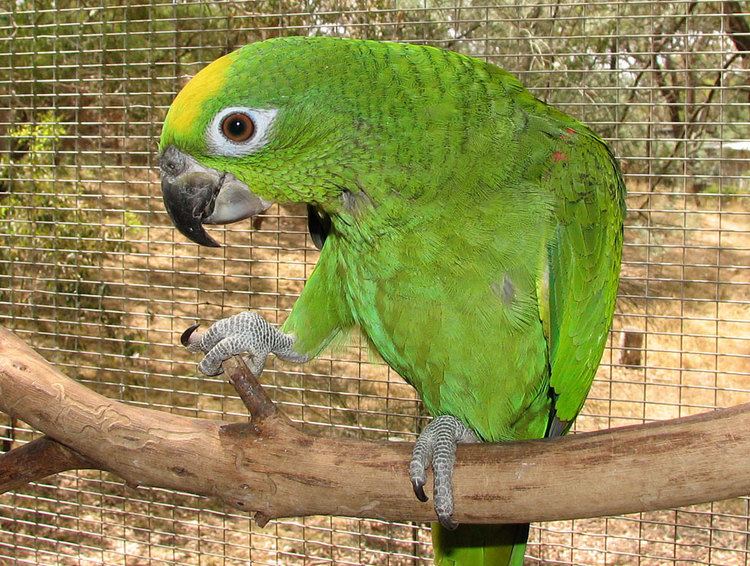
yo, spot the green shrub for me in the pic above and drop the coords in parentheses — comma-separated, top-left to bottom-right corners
(0, 112, 135, 347)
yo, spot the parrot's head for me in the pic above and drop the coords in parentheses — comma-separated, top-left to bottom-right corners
(159, 36, 399, 248)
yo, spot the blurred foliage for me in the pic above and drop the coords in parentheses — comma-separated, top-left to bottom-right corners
(0, 0, 746, 189)
(0, 110, 134, 352)
(0, 0, 746, 347)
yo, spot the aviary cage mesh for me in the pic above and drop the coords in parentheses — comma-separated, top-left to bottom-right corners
(0, 1, 748, 564)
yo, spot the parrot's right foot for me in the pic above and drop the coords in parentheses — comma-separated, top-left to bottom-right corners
(182, 311, 309, 376)
(409, 415, 479, 530)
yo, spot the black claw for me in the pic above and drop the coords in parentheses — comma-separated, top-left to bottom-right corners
(412, 480, 428, 502)
(438, 516, 458, 531)
(181, 323, 201, 347)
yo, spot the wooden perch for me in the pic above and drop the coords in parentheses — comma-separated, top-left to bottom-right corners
(0, 325, 749, 526)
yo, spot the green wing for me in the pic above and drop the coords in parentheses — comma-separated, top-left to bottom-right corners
(542, 121, 626, 426)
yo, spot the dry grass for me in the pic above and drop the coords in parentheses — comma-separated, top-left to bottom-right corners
(1, 176, 748, 565)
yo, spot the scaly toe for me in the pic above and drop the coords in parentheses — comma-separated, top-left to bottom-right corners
(409, 415, 479, 527)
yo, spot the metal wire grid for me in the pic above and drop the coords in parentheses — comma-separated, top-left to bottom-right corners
(0, 1, 747, 564)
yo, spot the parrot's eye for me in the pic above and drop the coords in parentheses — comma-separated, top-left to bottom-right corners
(206, 107, 278, 157)
(221, 113, 255, 143)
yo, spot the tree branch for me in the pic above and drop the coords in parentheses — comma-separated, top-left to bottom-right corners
(724, 1, 750, 60)
(0, 436, 97, 493)
(1, 326, 750, 526)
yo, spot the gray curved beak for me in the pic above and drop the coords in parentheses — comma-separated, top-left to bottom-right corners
(159, 145, 272, 247)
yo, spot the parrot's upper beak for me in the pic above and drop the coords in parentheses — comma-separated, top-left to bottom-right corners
(159, 145, 272, 247)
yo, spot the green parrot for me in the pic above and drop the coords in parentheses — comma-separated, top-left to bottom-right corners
(159, 36, 625, 566)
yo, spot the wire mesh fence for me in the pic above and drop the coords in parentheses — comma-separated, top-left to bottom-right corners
(0, 0, 748, 564)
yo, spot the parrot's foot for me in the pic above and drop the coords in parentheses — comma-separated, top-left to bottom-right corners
(182, 312, 308, 376)
(409, 415, 479, 530)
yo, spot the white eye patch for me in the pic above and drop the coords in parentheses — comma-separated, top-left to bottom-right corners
(205, 106, 278, 157)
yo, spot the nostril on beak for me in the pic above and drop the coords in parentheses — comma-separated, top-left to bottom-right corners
(159, 146, 186, 177)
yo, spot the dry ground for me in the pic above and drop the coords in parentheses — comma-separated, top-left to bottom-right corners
(0, 175, 748, 565)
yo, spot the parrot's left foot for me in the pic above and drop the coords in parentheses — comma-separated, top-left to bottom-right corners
(181, 312, 309, 376)
(409, 415, 479, 529)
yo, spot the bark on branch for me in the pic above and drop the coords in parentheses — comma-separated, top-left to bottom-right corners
(1, 326, 749, 526)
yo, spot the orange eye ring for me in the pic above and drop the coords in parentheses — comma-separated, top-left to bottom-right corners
(221, 112, 255, 143)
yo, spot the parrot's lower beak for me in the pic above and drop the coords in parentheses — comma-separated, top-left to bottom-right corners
(159, 145, 272, 247)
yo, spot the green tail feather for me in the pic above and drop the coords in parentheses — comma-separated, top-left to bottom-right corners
(432, 523, 529, 566)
